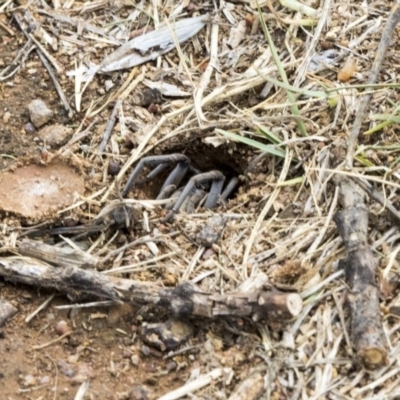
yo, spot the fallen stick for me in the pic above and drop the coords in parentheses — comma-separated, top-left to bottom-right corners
(353, 177, 400, 226)
(0, 257, 302, 322)
(333, 178, 387, 368)
(19, 239, 100, 270)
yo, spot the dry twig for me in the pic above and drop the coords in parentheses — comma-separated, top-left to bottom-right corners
(334, 178, 387, 368)
(0, 257, 303, 323)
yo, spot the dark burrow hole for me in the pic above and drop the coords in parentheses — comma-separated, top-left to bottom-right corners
(127, 139, 250, 202)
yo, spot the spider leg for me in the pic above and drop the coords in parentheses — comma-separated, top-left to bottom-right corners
(204, 174, 226, 208)
(157, 184, 178, 201)
(157, 157, 191, 199)
(186, 188, 207, 213)
(121, 154, 190, 197)
(165, 187, 207, 213)
(220, 177, 239, 202)
(163, 171, 225, 222)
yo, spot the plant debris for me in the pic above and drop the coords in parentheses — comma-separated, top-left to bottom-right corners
(0, 0, 400, 398)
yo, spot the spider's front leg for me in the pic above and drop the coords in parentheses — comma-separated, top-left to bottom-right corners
(121, 154, 190, 198)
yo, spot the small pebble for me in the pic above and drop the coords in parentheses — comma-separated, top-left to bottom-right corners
(104, 80, 114, 91)
(58, 360, 76, 378)
(166, 361, 177, 371)
(40, 376, 51, 385)
(141, 319, 194, 351)
(71, 362, 94, 384)
(46, 312, 55, 320)
(108, 160, 121, 176)
(3, 111, 11, 123)
(24, 122, 36, 134)
(129, 386, 150, 400)
(21, 374, 36, 388)
(28, 99, 53, 128)
(147, 103, 160, 114)
(0, 299, 18, 327)
(55, 320, 71, 336)
(131, 354, 140, 366)
(37, 124, 72, 146)
(141, 345, 150, 356)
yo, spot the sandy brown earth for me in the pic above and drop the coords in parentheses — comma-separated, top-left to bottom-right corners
(2, 0, 400, 399)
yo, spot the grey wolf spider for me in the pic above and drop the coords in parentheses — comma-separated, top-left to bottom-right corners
(121, 154, 239, 221)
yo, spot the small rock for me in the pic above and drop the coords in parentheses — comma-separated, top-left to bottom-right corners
(197, 215, 227, 248)
(140, 345, 150, 356)
(132, 88, 162, 107)
(58, 360, 76, 378)
(28, 99, 53, 128)
(71, 363, 94, 384)
(108, 160, 121, 176)
(104, 80, 114, 91)
(37, 124, 72, 146)
(24, 122, 36, 134)
(147, 103, 160, 114)
(0, 299, 18, 327)
(140, 319, 194, 351)
(3, 111, 11, 123)
(128, 385, 150, 400)
(166, 361, 177, 371)
(131, 354, 140, 366)
(55, 320, 70, 336)
(39, 376, 51, 385)
(202, 248, 216, 260)
(20, 374, 36, 388)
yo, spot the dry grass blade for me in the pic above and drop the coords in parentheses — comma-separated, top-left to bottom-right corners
(0, 0, 400, 398)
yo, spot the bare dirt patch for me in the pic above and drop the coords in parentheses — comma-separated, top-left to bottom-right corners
(0, 160, 84, 221)
(1, 1, 400, 399)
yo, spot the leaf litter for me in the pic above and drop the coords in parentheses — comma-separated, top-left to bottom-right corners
(0, 0, 400, 399)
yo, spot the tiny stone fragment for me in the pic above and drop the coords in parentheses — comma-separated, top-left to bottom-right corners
(58, 360, 76, 378)
(24, 122, 36, 134)
(140, 318, 194, 351)
(37, 124, 72, 146)
(196, 215, 227, 248)
(55, 320, 71, 336)
(71, 362, 94, 384)
(104, 79, 115, 92)
(128, 385, 150, 400)
(28, 99, 53, 128)
(3, 111, 11, 123)
(108, 160, 121, 176)
(20, 374, 36, 388)
(132, 88, 162, 107)
(0, 299, 18, 327)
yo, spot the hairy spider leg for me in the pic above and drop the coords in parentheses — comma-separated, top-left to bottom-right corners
(157, 157, 191, 199)
(157, 163, 203, 200)
(186, 188, 207, 213)
(221, 177, 240, 201)
(203, 172, 226, 208)
(121, 154, 190, 197)
(163, 171, 225, 222)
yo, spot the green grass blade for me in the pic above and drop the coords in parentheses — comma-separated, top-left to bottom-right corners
(256, 124, 282, 144)
(216, 129, 286, 158)
(256, 0, 308, 137)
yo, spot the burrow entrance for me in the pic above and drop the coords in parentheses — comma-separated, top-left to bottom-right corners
(124, 138, 253, 202)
